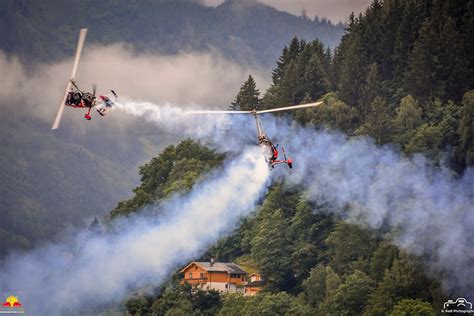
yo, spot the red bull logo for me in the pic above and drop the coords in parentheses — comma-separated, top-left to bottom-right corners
(0, 295, 24, 314)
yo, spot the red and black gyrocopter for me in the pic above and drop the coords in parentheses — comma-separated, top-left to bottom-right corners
(187, 102, 322, 169)
(52, 28, 117, 130)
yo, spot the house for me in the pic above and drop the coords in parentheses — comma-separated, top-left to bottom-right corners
(181, 259, 248, 293)
(245, 273, 264, 296)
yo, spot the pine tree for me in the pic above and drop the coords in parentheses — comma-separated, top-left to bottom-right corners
(279, 60, 301, 106)
(272, 46, 290, 85)
(328, 270, 376, 315)
(355, 96, 393, 144)
(405, 19, 438, 103)
(230, 75, 261, 111)
(337, 34, 367, 106)
(457, 90, 474, 166)
(304, 54, 330, 101)
(364, 254, 434, 315)
(251, 208, 294, 291)
(359, 63, 383, 118)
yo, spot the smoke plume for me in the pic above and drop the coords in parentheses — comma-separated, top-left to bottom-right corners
(114, 100, 474, 297)
(0, 147, 270, 315)
(266, 115, 474, 297)
(1, 96, 472, 314)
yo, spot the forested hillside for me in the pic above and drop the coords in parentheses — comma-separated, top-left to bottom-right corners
(0, 0, 346, 258)
(113, 0, 473, 315)
(121, 141, 444, 316)
(0, 0, 344, 68)
(259, 0, 473, 171)
(0, 113, 137, 257)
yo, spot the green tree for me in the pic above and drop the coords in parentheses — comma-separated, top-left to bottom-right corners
(430, 99, 460, 150)
(404, 124, 442, 157)
(393, 95, 423, 146)
(303, 54, 331, 100)
(457, 90, 474, 166)
(272, 46, 291, 85)
(355, 96, 393, 144)
(189, 289, 222, 314)
(302, 264, 327, 308)
(289, 200, 334, 282)
(218, 294, 247, 316)
(328, 270, 376, 316)
(369, 242, 400, 282)
(230, 75, 261, 111)
(241, 292, 298, 315)
(359, 63, 383, 118)
(325, 223, 377, 276)
(261, 85, 281, 110)
(394, 95, 423, 132)
(364, 254, 433, 315)
(337, 34, 367, 107)
(163, 299, 194, 316)
(279, 60, 302, 106)
(294, 94, 357, 133)
(390, 299, 435, 316)
(318, 266, 342, 314)
(109, 139, 223, 218)
(126, 296, 152, 315)
(287, 296, 315, 316)
(251, 208, 293, 291)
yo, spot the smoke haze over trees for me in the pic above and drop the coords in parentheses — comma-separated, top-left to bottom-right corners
(116, 0, 474, 314)
(0, 0, 473, 315)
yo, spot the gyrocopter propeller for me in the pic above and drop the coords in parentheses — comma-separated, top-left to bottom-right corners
(187, 101, 323, 169)
(51, 28, 117, 130)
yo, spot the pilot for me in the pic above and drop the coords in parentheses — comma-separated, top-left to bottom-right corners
(73, 92, 82, 105)
(271, 144, 279, 161)
(82, 93, 94, 107)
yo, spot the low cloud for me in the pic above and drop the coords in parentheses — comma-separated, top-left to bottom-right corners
(0, 44, 270, 127)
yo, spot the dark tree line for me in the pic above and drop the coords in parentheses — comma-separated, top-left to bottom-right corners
(115, 1, 474, 314)
(233, 0, 474, 170)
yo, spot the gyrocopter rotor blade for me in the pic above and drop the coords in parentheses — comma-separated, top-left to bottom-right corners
(185, 110, 252, 114)
(52, 28, 88, 130)
(185, 101, 323, 116)
(256, 101, 323, 114)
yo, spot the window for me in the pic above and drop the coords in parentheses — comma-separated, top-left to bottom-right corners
(200, 272, 204, 279)
(195, 266, 198, 270)
(225, 284, 228, 289)
(242, 277, 244, 281)
(189, 273, 193, 279)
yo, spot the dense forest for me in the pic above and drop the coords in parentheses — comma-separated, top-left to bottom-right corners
(108, 0, 474, 315)
(0, 0, 344, 68)
(0, 115, 138, 257)
(0, 0, 346, 258)
(0, 0, 344, 260)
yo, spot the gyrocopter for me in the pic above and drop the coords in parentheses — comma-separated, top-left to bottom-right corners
(51, 28, 117, 130)
(187, 101, 322, 169)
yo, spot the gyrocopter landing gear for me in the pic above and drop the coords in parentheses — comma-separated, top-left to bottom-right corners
(84, 107, 92, 120)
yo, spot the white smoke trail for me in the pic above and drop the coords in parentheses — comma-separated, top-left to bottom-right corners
(0, 147, 270, 315)
(113, 98, 256, 152)
(113, 99, 224, 139)
(116, 99, 474, 296)
(264, 115, 474, 297)
(3, 97, 471, 314)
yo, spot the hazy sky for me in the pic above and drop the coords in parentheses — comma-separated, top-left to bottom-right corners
(201, 0, 372, 23)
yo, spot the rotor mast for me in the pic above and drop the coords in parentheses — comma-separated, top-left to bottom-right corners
(252, 110, 267, 141)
